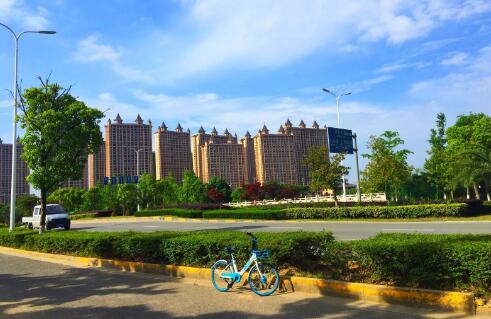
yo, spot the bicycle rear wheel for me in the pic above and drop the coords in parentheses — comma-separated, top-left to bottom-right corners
(211, 260, 233, 292)
(248, 263, 279, 296)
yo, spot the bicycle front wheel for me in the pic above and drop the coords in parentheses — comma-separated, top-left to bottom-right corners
(248, 263, 279, 296)
(211, 260, 233, 292)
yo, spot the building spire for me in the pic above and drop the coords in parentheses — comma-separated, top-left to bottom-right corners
(278, 125, 285, 134)
(176, 123, 183, 132)
(245, 131, 251, 138)
(114, 113, 123, 124)
(312, 120, 319, 129)
(161, 122, 168, 131)
(198, 126, 205, 134)
(299, 120, 306, 128)
(261, 125, 269, 135)
(285, 118, 292, 127)
(211, 127, 218, 135)
(224, 128, 230, 136)
(135, 114, 143, 125)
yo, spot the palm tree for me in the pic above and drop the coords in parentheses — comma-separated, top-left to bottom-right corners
(459, 148, 491, 201)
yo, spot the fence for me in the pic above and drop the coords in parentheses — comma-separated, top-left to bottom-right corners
(227, 193, 387, 207)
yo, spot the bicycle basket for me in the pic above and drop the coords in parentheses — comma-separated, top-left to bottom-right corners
(255, 249, 270, 259)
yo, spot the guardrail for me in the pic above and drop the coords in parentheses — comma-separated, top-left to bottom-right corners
(227, 193, 387, 207)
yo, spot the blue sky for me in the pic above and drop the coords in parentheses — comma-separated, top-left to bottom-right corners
(1, 0, 490, 182)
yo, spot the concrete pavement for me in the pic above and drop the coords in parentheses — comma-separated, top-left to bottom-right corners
(72, 219, 491, 240)
(0, 253, 483, 318)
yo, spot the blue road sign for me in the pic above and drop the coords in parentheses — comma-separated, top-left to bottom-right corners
(328, 127, 354, 154)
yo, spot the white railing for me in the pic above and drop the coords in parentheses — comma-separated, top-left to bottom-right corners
(227, 193, 387, 207)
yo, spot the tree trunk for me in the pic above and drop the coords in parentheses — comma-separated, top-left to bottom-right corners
(39, 188, 47, 234)
(487, 192, 490, 202)
(450, 190, 454, 200)
(443, 192, 447, 200)
(466, 186, 470, 199)
(473, 183, 481, 200)
(333, 190, 338, 207)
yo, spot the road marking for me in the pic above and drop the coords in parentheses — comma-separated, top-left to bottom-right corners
(142, 225, 159, 228)
(382, 228, 434, 232)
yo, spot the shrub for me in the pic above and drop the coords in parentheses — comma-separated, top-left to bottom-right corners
(202, 209, 287, 219)
(70, 210, 112, 220)
(285, 204, 468, 219)
(0, 229, 333, 270)
(322, 233, 491, 295)
(135, 208, 203, 218)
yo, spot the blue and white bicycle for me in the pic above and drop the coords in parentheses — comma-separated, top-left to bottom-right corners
(211, 232, 279, 296)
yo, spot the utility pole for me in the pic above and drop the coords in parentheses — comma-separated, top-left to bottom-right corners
(352, 133, 361, 204)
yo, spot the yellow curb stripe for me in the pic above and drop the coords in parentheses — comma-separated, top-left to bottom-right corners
(0, 246, 475, 314)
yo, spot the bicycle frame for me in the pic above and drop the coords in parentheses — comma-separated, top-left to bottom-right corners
(219, 251, 264, 283)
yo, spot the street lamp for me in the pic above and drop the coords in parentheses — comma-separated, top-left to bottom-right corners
(133, 147, 147, 212)
(0, 22, 56, 231)
(322, 88, 352, 202)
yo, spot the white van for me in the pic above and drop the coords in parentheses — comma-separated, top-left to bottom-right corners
(22, 204, 71, 230)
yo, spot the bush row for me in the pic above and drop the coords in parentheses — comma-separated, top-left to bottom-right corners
(0, 229, 489, 294)
(0, 229, 332, 270)
(284, 204, 468, 219)
(322, 233, 491, 295)
(135, 208, 203, 218)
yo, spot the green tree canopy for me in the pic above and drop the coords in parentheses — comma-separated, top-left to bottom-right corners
(445, 113, 491, 199)
(18, 78, 104, 232)
(48, 187, 86, 213)
(138, 173, 157, 209)
(206, 177, 232, 202)
(156, 173, 179, 206)
(178, 170, 206, 204)
(304, 146, 347, 206)
(361, 131, 413, 202)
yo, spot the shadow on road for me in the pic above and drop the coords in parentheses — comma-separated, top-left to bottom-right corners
(0, 258, 475, 319)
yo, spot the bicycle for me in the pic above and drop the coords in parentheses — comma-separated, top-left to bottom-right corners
(211, 232, 279, 296)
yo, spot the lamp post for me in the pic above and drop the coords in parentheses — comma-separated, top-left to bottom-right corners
(133, 148, 145, 212)
(322, 88, 351, 202)
(0, 22, 56, 232)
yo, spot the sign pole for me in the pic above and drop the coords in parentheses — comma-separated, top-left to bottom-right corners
(352, 133, 361, 204)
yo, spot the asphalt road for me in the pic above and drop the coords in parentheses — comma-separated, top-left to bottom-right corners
(0, 253, 481, 319)
(72, 219, 491, 240)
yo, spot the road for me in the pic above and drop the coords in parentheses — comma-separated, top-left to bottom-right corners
(0, 253, 482, 319)
(72, 219, 491, 240)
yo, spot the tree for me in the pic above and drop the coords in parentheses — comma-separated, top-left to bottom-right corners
(48, 187, 86, 213)
(156, 174, 179, 206)
(178, 170, 206, 203)
(458, 148, 491, 201)
(231, 187, 246, 202)
(361, 131, 413, 202)
(116, 184, 138, 215)
(424, 113, 450, 199)
(304, 146, 347, 207)
(18, 78, 103, 233)
(206, 177, 232, 203)
(242, 183, 262, 201)
(15, 194, 39, 219)
(138, 173, 157, 209)
(0, 204, 10, 225)
(446, 113, 491, 200)
(81, 185, 104, 211)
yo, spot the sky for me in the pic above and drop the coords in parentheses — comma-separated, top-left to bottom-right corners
(1, 0, 490, 182)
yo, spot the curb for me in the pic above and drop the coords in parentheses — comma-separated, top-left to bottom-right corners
(0, 246, 477, 314)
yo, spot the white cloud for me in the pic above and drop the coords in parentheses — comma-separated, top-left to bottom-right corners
(376, 61, 432, 74)
(74, 35, 153, 83)
(441, 52, 469, 66)
(71, 0, 490, 83)
(409, 44, 491, 113)
(0, 0, 50, 30)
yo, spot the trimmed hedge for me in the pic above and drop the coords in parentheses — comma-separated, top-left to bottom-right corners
(0, 229, 489, 294)
(285, 204, 468, 219)
(202, 209, 287, 220)
(322, 233, 491, 295)
(135, 208, 203, 218)
(0, 229, 332, 270)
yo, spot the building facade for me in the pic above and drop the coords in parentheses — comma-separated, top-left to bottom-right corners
(201, 136, 245, 188)
(88, 142, 106, 188)
(241, 131, 256, 184)
(253, 125, 298, 185)
(61, 162, 89, 189)
(155, 123, 193, 183)
(105, 114, 153, 178)
(192, 127, 236, 182)
(288, 120, 328, 185)
(0, 138, 30, 203)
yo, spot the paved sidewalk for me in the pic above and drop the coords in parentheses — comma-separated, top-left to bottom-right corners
(0, 253, 484, 319)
